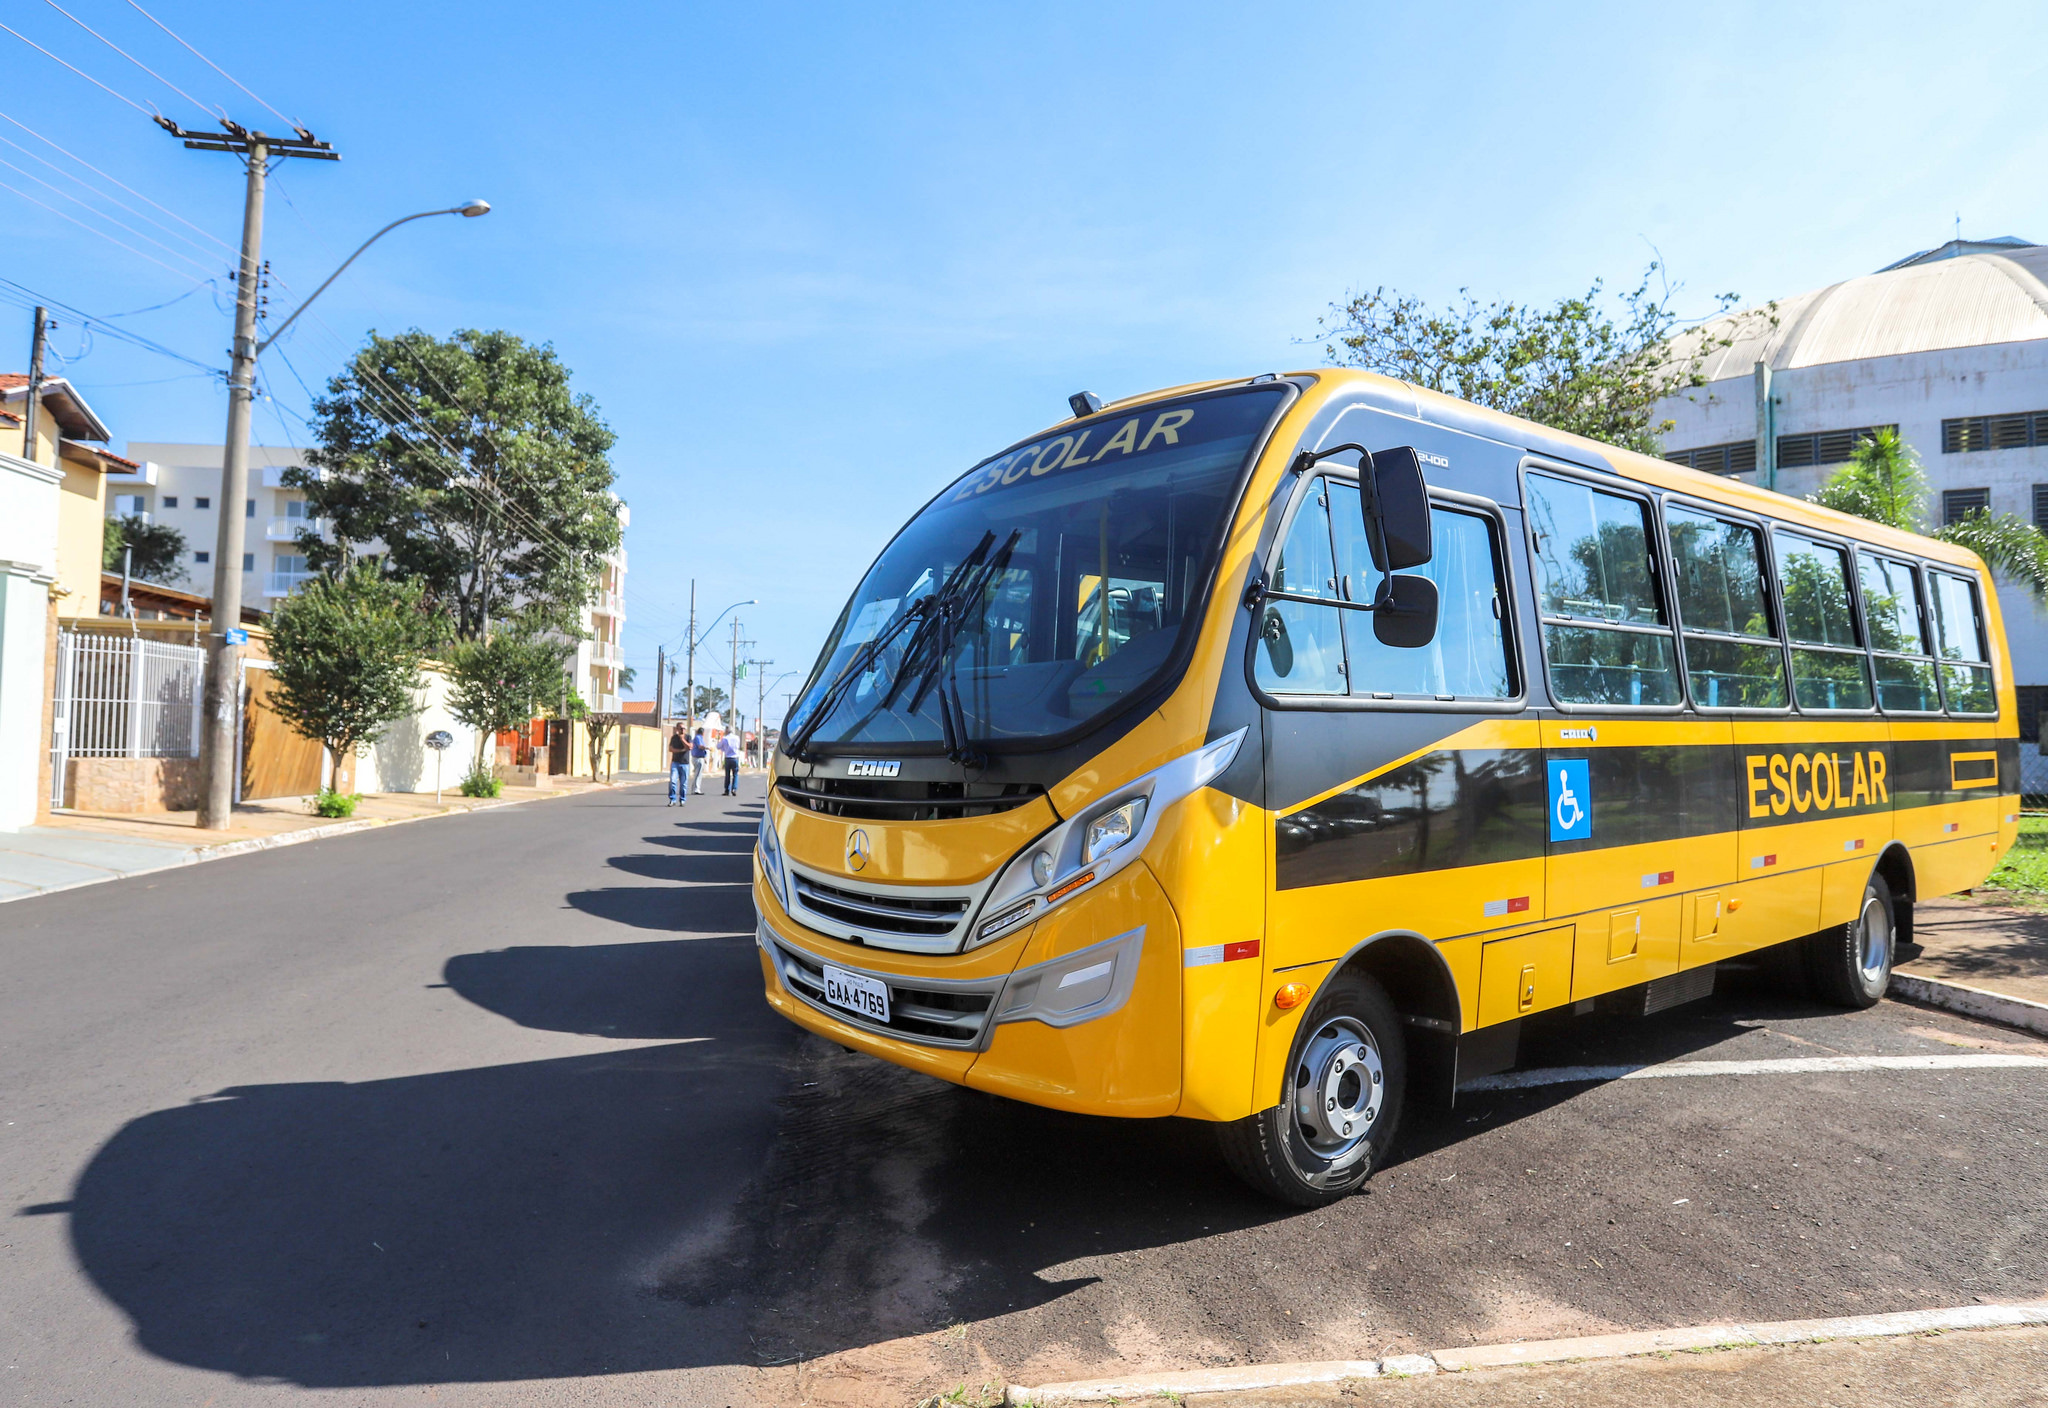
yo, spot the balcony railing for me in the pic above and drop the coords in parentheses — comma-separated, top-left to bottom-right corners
(265, 570, 315, 598)
(589, 589, 624, 617)
(265, 517, 329, 542)
(589, 639, 624, 666)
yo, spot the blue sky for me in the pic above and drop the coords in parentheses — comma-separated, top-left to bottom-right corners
(4, 0, 2045, 724)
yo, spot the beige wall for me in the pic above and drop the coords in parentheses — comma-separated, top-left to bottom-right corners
(55, 458, 107, 613)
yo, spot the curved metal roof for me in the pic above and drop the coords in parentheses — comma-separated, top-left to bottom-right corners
(1679, 243, 2048, 380)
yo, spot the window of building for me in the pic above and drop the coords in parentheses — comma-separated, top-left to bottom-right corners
(241, 552, 255, 572)
(1943, 410, 2048, 453)
(1527, 472, 1678, 706)
(2034, 484, 2048, 533)
(1929, 570, 1994, 714)
(1772, 529, 1872, 710)
(111, 494, 147, 515)
(161, 495, 178, 509)
(194, 550, 210, 564)
(195, 496, 210, 509)
(1776, 424, 1896, 469)
(1665, 505, 1786, 708)
(1942, 487, 1990, 525)
(1857, 553, 1940, 712)
(284, 499, 310, 519)
(245, 499, 255, 517)
(1664, 440, 1757, 476)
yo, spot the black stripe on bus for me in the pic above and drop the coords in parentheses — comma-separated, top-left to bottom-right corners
(1277, 737, 2013, 891)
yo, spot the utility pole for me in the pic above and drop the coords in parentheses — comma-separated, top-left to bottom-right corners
(160, 118, 338, 830)
(21, 307, 48, 460)
(654, 644, 666, 725)
(729, 618, 747, 742)
(749, 658, 774, 767)
(684, 578, 697, 739)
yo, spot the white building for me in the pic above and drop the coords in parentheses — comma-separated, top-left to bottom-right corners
(114, 440, 628, 711)
(116, 441, 321, 604)
(0, 440, 61, 830)
(1654, 237, 2048, 728)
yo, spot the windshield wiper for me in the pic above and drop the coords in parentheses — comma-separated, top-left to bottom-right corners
(784, 531, 1002, 764)
(895, 530, 1021, 767)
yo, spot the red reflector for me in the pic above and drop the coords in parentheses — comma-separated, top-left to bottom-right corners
(1658, 870, 1674, 885)
(1508, 896, 1530, 912)
(1223, 940, 1260, 962)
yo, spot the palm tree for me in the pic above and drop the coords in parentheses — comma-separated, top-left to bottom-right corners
(1810, 428, 2048, 598)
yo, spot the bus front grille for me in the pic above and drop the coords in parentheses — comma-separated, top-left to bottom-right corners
(771, 941, 999, 1047)
(776, 777, 1046, 821)
(791, 874, 972, 941)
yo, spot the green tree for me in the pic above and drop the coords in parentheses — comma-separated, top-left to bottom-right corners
(264, 565, 438, 778)
(447, 630, 569, 770)
(681, 683, 728, 718)
(102, 514, 189, 584)
(1320, 264, 1767, 454)
(291, 328, 621, 640)
(1811, 429, 2048, 598)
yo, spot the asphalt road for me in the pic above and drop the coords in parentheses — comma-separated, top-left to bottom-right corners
(2, 779, 2045, 1406)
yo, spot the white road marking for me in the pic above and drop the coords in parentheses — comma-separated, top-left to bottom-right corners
(1462, 1052, 2048, 1092)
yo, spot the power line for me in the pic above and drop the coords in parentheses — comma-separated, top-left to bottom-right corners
(0, 18, 156, 115)
(41, 0, 222, 119)
(0, 172, 215, 286)
(0, 107, 236, 253)
(0, 126, 228, 264)
(0, 149, 218, 277)
(0, 274, 218, 370)
(121, 0, 299, 133)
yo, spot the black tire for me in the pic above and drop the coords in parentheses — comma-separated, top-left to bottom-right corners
(1804, 872, 1895, 1009)
(1218, 970, 1406, 1207)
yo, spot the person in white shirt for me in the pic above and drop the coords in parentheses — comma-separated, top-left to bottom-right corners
(718, 730, 741, 795)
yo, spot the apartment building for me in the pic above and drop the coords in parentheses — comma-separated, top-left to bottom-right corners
(115, 441, 323, 604)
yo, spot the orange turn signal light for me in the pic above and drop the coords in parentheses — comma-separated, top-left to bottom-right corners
(1274, 983, 1310, 1011)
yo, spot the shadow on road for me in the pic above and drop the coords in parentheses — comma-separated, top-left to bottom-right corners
(562, 814, 757, 932)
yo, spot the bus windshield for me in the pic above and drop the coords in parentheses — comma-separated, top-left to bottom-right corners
(789, 386, 1285, 752)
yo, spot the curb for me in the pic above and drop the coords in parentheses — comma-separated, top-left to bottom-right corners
(1890, 970, 2048, 1038)
(1, 778, 645, 906)
(1005, 1300, 2048, 1403)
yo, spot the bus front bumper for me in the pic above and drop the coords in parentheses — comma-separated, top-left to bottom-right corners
(754, 863, 1185, 1116)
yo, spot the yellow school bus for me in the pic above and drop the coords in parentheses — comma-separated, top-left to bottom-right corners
(753, 370, 2018, 1205)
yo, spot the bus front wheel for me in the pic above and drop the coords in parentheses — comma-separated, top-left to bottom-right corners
(1805, 872, 1896, 1009)
(1218, 970, 1406, 1207)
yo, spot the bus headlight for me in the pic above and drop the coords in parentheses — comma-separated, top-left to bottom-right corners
(757, 809, 788, 909)
(1083, 798, 1147, 865)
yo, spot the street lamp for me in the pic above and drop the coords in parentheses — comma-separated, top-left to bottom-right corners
(195, 198, 491, 829)
(682, 588, 754, 734)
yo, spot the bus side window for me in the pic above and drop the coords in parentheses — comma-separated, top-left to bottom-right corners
(1525, 473, 1680, 707)
(1256, 479, 1346, 695)
(1665, 506, 1786, 709)
(1330, 484, 1513, 700)
(1857, 553, 1941, 713)
(1930, 570, 1995, 714)
(1772, 530, 1874, 711)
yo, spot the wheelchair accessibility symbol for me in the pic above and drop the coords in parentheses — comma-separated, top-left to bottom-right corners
(1549, 759, 1591, 841)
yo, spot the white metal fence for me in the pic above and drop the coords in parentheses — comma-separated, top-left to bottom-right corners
(49, 630, 207, 806)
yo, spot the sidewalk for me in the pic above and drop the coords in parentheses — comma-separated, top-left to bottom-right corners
(1899, 894, 2048, 1006)
(0, 773, 665, 903)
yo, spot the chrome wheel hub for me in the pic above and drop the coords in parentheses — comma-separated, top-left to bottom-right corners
(1291, 1016, 1383, 1171)
(1856, 893, 1891, 986)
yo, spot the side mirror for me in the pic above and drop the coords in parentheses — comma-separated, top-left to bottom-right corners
(1372, 573, 1439, 648)
(1364, 446, 1432, 571)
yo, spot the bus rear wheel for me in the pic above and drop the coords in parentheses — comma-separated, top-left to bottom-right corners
(1218, 970, 1406, 1207)
(1805, 872, 1895, 1009)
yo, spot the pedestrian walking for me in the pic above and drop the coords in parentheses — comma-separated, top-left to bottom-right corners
(719, 730, 741, 795)
(666, 723, 689, 806)
(690, 727, 710, 794)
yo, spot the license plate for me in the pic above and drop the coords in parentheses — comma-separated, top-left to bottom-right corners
(821, 963, 890, 1023)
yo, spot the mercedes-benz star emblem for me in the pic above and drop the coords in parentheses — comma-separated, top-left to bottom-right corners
(846, 827, 871, 873)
